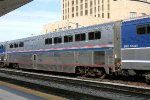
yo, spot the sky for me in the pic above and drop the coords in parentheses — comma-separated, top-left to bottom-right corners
(0, 0, 61, 42)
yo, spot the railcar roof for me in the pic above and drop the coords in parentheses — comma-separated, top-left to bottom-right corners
(1, 21, 116, 44)
(123, 15, 150, 23)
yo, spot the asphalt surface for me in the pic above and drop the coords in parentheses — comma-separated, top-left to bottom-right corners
(0, 81, 66, 100)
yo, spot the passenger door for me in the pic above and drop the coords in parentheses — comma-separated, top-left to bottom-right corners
(32, 54, 37, 69)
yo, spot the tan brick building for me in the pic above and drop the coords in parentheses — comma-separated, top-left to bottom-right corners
(43, 0, 150, 33)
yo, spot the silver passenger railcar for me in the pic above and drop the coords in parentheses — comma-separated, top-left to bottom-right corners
(0, 21, 121, 78)
(0, 16, 150, 81)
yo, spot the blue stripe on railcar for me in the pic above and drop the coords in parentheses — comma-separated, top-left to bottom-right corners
(121, 17, 150, 48)
(9, 47, 113, 54)
(0, 49, 5, 53)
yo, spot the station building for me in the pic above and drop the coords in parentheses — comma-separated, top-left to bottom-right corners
(43, 0, 150, 33)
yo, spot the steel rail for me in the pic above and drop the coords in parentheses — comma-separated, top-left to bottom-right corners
(0, 68, 150, 100)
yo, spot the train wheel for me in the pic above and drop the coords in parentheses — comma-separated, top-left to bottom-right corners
(95, 68, 106, 79)
(76, 67, 85, 75)
(0, 63, 5, 68)
(13, 64, 19, 69)
(85, 68, 96, 77)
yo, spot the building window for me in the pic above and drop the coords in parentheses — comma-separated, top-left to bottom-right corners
(68, 26, 72, 29)
(76, 6, 78, 11)
(72, 1, 74, 6)
(88, 31, 101, 40)
(76, 0, 78, 4)
(130, 12, 137, 18)
(76, 12, 78, 16)
(75, 33, 86, 41)
(64, 35, 73, 43)
(141, 13, 147, 16)
(102, 5, 104, 11)
(64, 16, 66, 20)
(90, 1, 93, 7)
(80, 11, 83, 16)
(80, 4, 83, 10)
(85, 3, 88, 8)
(54, 37, 62, 44)
(94, 7, 96, 13)
(90, 8, 93, 15)
(108, 13, 110, 19)
(72, 14, 74, 17)
(85, 10, 88, 15)
(102, 13, 104, 18)
(72, 7, 74, 12)
(94, 0, 96, 5)
(108, 0, 110, 10)
(98, 6, 100, 12)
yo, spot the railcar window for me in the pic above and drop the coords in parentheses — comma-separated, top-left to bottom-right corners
(45, 39, 49, 44)
(147, 25, 150, 34)
(88, 31, 101, 40)
(0, 45, 4, 49)
(1, 45, 4, 49)
(54, 37, 62, 44)
(19, 42, 24, 47)
(81, 33, 86, 41)
(75, 34, 80, 41)
(88, 32, 94, 40)
(95, 31, 101, 39)
(45, 38, 52, 45)
(10, 44, 13, 48)
(137, 26, 146, 35)
(14, 43, 18, 48)
(64, 35, 73, 43)
(75, 33, 86, 41)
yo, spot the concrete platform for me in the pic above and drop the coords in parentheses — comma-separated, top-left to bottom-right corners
(0, 81, 66, 100)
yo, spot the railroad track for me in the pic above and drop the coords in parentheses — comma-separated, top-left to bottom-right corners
(0, 68, 150, 100)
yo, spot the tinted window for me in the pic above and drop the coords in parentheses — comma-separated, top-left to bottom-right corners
(88, 32, 94, 40)
(54, 37, 62, 44)
(75, 34, 80, 41)
(58, 37, 62, 43)
(19, 42, 24, 47)
(14, 43, 18, 48)
(0, 45, 4, 49)
(88, 31, 101, 40)
(95, 31, 101, 39)
(10, 44, 13, 48)
(45, 38, 52, 45)
(81, 33, 86, 41)
(147, 25, 150, 34)
(64, 35, 73, 43)
(137, 26, 146, 35)
(75, 33, 86, 41)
